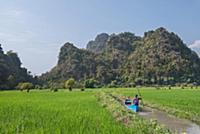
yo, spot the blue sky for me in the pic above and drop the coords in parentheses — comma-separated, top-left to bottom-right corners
(0, 0, 200, 74)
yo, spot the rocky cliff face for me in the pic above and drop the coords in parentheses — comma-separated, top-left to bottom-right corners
(40, 28, 200, 86)
(86, 33, 109, 53)
(123, 27, 200, 84)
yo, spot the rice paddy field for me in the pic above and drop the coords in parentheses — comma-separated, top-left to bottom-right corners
(0, 87, 200, 134)
(0, 90, 137, 134)
(116, 87, 200, 125)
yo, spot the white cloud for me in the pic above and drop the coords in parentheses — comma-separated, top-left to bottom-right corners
(189, 40, 200, 48)
(188, 40, 200, 57)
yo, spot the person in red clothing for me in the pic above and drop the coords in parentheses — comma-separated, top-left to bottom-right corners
(133, 94, 142, 106)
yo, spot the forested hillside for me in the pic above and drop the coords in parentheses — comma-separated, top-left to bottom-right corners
(0, 44, 36, 90)
(40, 27, 200, 87)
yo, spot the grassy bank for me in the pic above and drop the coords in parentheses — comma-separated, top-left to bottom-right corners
(116, 87, 200, 125)
(96, 91, 171, 134)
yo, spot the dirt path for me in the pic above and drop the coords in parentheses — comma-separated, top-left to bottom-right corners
(137, 106, 200, 134)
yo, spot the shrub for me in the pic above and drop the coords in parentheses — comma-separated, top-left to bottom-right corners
(49, 82, 63, 91)
(53, 89, 58, 92)
(65, 78, 75, 91)
(187, 83, 194, 89)
(181, 83, 187, 89)
(16, 82, 33, 92)
(42, 85, 48, 89)
(84, 79, 98, 88)
(155, 85, 160, 90)
(109, 80, 118, 88)
(35, 85, 42, 90)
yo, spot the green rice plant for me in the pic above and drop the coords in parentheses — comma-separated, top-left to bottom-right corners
(0, 90, 135, 134)
(96, 91, 171, 134)
(114, 87, 200, 125)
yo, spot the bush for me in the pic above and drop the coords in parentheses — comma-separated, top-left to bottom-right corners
(53, 89, 58, 92)
(35, 85, 42, 90)
(84, 79, 98, 88)
(49, 83, 63, 91)
(180, 83, 187, 89)
(16, 82, 33, 92)
(74, 83, 84, 89)
(155, 85, 160, 90)
(16, 83, 23, 91)
(65, 78, 75, 91)
(42, 85, 48, 89)
(187, 83, 194, 89)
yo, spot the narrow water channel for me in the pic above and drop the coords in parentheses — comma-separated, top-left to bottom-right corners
(137, 107, 200, 134)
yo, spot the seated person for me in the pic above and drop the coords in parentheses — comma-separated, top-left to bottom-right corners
(125, 96, 132, 105)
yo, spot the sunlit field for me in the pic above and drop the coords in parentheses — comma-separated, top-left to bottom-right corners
(116, 87, 200, 125)
(0, 90, 136, 134)
(1, 87, 200, 133)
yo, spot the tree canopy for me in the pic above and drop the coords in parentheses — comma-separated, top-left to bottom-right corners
(40, 27, 200, 86)
(65, 78, 75, 91)
(0, 45, 37, 90)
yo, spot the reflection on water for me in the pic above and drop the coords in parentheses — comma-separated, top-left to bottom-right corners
(137, 107, 200, 134)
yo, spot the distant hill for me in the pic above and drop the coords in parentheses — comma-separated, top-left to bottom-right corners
(40, 27, 200, 86)
(0, 45, 36, 90)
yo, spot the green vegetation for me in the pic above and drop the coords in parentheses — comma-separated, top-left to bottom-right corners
(117, 87, 200, 125)
(86, 33, 109, 53)
(0, 44, 38, 90)
(2, 28, 200, 89)
(1, 88, 200, 133)
(65, 78, 75, 91)
(16, 82, 34, 91)
(84, 79, 98, 88)
(0, 90, 132, 134)
(40, 28, 200, 87)
(97, 91, 171, 134)
(1, 26, 200, 133)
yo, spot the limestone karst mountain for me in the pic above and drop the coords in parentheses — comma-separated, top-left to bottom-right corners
(39, 28, 200, 86)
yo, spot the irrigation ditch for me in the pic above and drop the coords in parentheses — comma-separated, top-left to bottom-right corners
(96, 91, 171, 134)
(96, 91, 200, 134)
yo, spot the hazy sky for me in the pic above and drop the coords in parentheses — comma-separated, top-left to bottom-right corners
(0, 0, 200, 75)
